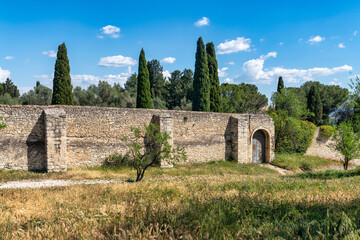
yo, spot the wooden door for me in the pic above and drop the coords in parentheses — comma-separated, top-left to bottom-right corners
(252, 130, 265, 163)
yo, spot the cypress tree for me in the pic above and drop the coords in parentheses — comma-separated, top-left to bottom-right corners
(136, 49, 152, 108)
(52, 43, 73, 105)
(307, 85, 323, 125)
(206, 42, 222, 112)
(277, 76, 284, 93)
(192, 37, 210, 111)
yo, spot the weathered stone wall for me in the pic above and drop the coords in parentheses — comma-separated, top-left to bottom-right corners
(0, 105, 275, 171)
(305, 127, 343, 160)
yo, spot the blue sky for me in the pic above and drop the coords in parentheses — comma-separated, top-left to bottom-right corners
(1, 0, 360, 100)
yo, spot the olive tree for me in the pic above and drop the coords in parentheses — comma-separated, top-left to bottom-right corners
(122, 123, 186, 182)
(333, 122, 360, 170)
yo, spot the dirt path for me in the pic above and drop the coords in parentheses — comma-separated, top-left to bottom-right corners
(0, 179, 117, 189)
(261, 164, 293, 175)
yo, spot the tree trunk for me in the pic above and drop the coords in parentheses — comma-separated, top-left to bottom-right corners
(344, 159, 349, 170)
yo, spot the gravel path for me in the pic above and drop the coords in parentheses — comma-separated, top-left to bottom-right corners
(0, 179, 117, 189)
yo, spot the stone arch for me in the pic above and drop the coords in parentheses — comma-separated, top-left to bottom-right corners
(250, 128, 271, 163)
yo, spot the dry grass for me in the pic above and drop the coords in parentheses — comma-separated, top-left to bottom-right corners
(1, 160, 360, 238)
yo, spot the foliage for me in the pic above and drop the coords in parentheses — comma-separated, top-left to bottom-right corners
(307, 85, 323, 125)
(162, 69, 193, 110)
(349, 76, 360, 132)
(0, 93, 21, 105)
(319, 125, 334, 140)
(206, 42, 222, 112)
(277, 76, 284, 93)
(136, 49, 152, 109)
(297, 167, 360, 179)
(333, 121, 360, 170)
(0, 116, 6, 129)
(103, 153, 132, 168)
(301, 81, 349, 125)
(122, 123, 186, 181)
(273, 153, 339, 171)
(21, 81, 52, 105)
(192, 37, 210, 111)
(1, 78, 20, 98)
(221, 83, 267, 113)
(51, 42, 73, 105)
(147, 59, 165, 99)
(271, 87, 307, 120)
(270, 111, 316, 154)
(124, 73, 137, 97)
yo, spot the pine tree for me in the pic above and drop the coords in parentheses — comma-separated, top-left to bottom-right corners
(277, 76, 284, 93)
(52, 43, 73, 105)
(307, 85, 323, 125)
(147, 59, 165, 99)
(136, 49, 152, 108)
(192, 37, 210, 111)
(206, 42, 222, 112)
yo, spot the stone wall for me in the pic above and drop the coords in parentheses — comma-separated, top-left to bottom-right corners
(305, 127, 343, 160)
(0, 105, 275, 172)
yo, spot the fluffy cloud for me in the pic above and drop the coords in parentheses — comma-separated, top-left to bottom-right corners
(4, 56, 14, 60)
(227, 61, 235, 65)
(162, 70, 171, 79)
(223, 78, 233, 83)
(338, 43, 346, 48)
(99, 25, 121, 38)
(217, 37, 251, 55)
(98, 55, 137, 67)
(354, 30, 358, 36)
(161, 57, 176, 64)
(194, 17, 210, 27)
(0, 67, 10, 82)
(242, 52, 352, 84)
(42, 50, 57, 58)
(308, 35, 325, 44)
(218, 67, 229, 78)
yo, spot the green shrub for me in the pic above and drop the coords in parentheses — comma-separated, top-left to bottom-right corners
(270, 112, 316, 154)
(0, 116, 6, 129)
(319, 125, 334, 140)
(103, 153, 132, 168)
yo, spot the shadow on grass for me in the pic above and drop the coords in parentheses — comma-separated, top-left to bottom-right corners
(294, 167, 360, 180)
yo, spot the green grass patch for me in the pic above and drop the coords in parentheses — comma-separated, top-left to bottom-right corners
(272, 153, 340, 171)
(296, 167, 360, 179)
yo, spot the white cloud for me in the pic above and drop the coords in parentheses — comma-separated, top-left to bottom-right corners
(354, 30, 358, 36)
(98, 55, 137, 67)
(330, 81, 342, 86)
(100, 25, 121, 38)
(162, 70, 171, 79)
(4, 56, 14, 60)
(308, 35, 325, 44)
(161, 57, 176, 64)
(279, 42, 284, 46)
(0, 67, 10, 82)
(194, 17, 210, 27)
(218, 67, 229, 78)
(228, 61, 235, 65)
(18, 87, 33, 94)
(242, 52, 352, 84)
(223, 78, 233, 83)
(259, 38, 265, 42)
(42, 50, 57, 58)
(217, 37, 251, 54)
(338, 43, 346, 48)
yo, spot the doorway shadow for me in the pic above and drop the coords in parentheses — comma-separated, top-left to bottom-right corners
(26, 112, 46, 171)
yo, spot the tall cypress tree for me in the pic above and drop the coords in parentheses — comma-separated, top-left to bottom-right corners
(307, 85, 323, 125)
(147, 59, 165, 99)
(206, 42, 222, 112)
(277, 76, 284, 93)
(136, 49, 152, 108)
(52, 43, 73, 105)
(192, 37, 210, 111)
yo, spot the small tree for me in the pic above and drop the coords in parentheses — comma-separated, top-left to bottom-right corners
(333, 122, 360, 170)
(122, 123, 186, 182)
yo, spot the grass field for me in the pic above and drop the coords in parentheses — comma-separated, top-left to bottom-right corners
(0, 156, 360, 239)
